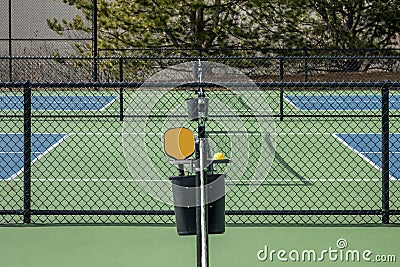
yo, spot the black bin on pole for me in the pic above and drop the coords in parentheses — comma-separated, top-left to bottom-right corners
(170, 174, 225, 235)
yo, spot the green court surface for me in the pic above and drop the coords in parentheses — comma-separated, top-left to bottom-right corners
(1, 87, 400, 225)
(0, 226, 398, 267)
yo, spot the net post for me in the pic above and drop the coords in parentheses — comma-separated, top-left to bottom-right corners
(119, 87, 124, 121)
(381, 81, 390, 224)
(23, 80, 32, 224)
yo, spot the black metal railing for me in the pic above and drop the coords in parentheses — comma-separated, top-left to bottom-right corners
(1, 52, 400, 82)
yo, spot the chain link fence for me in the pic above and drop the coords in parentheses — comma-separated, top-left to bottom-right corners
(1, 0, 399, 225)
(1, 50, 400, 82)
(0, 0, 91, 81)
(0, 67, 399, 224)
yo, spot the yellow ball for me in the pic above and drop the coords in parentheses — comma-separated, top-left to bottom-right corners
(213, 152, 225, 160)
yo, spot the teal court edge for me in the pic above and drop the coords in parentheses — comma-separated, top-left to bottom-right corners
(0, 133, 68, 180)
(334, 133, 400, 180)
(0, 95, 117, 111)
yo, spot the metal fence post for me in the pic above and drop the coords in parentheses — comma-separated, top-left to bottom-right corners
(279, 58, 284, 121)
(8, 0, 12, 81)
(119, 57, 124, 82)
(279, 58, 284, 82)
(23, 80, 32, 224)
(92, 0, 98, 82)
(119, 58, 124, 121)
(304, 47, 309, 82)
(381, 81, 390, 224)
(279, 87, 284, 121)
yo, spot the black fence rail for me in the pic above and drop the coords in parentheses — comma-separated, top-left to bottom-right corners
(1, 52, 400, 82)
(0, 80, 399, 224)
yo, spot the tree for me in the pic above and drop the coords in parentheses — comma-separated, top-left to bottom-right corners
(305, 0, 400, 49)
(246, 0, 400, 72)
(47, 0, 295, 79)
(302, 0, 400, 71)
(50, 0, 400, 50)
(48, 0, 276, 55)
(48, 0, 400, 77)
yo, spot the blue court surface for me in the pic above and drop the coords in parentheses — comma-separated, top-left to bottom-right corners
(0, 133, 68, 180)
(285, 95, 400, 111)
(0, 95, 117, 111)
(334, 133, 400, 180)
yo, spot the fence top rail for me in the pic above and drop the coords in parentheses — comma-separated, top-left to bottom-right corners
(1, 55, 400, 60)
(97, 47, 400, 52)
(0, 38, 92, 41)
(1, 81, 399, 88)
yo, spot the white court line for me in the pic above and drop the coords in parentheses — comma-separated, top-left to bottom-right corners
(283, 96, 301, 111)
(115, 109, 270, 112)
(279, 132, 332, 136)
(332, 133, 397, 181)
(4, 134, 69, 181)
(362, 151, 400, 154)
(4, 132, 396, 136)
(282, 96, 386, 111)
(75, 132, 333, 136)
(290, 100, 381, 103)
(286, 107, 382, 112)
(9, 178, 381, 182)
(129, 179, 381, 182)
(99, 96, 118, 111)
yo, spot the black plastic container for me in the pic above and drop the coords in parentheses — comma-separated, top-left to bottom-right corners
(170, 174, 225, 235)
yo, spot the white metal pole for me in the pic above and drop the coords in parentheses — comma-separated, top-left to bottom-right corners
(196, 59, 208, 267)
(199, 138, 208, 267)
